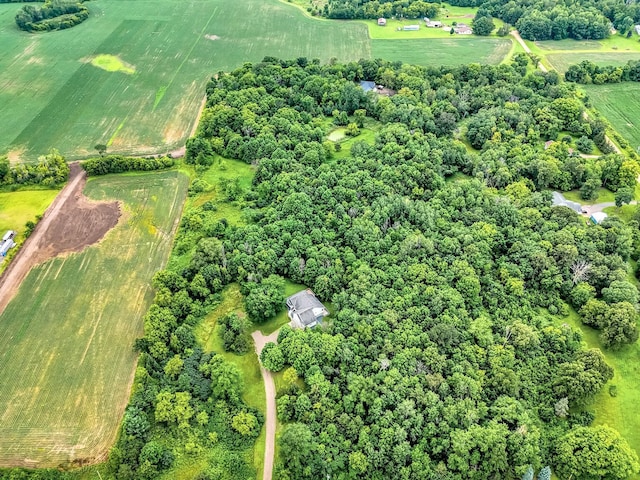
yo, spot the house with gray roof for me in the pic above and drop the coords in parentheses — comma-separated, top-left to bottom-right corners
(286, 289, 328, 329)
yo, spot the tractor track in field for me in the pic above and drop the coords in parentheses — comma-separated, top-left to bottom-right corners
(0, 163, 121, 316)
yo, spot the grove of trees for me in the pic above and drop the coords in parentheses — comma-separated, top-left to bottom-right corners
(15, 0, 89, 32)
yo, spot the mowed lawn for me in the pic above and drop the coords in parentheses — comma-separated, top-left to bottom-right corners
(583, 83, 640, 150)
(371, 38, 512, 66)
(0, 170, 188, 467)
(0, 0, 369, 162)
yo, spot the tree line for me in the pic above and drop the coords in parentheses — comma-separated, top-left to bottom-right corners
(82, 155, 175, 176)
(565, 59, 640, 84)
(0, 150, 69, 188)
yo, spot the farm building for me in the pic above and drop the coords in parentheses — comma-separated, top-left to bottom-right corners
(286, 289, 329, 329)
(426, 19, 442, 27)
(378, 18, 386, 26)
(403, 25, 420, 31)
(544, 140, 555, 150)
(3, 230, 15, 242)
(635, 24, 640, 35)
(590, 212, 608, 225)
(454, 24, 472, 34)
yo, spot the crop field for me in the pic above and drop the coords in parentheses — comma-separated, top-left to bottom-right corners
(0, 0, 369, 162)
(583, 83, 640, 150)
(0, 170, 188, 467)
(371, 38, 512, 66)
(547, 52, 640, 73)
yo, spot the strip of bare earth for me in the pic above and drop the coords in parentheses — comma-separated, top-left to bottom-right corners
(0, 163, 86, 315)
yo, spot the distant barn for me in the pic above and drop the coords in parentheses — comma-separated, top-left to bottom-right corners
(377, 17, 386, 26)
(403, 24, 419, 31)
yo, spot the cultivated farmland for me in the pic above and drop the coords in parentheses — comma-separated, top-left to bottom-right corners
(583, 83, 640, 151)
(371, 38, 512, 66)
(0, 0, 369, 162)
(0, 170, 188, 467)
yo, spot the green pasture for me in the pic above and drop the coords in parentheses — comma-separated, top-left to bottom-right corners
(0, 188, 57, 242)
(558, 304, 640, 475)
(0, 0, 369, 162)
(580, 83, 640, 151)
(0, 171, 188, 467)
(371, 38, 512, 66)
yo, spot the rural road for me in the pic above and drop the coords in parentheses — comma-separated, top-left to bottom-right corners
(251, 329, 280, 480)
(510, 31, 548, 72)
(0, 163, 85, 315)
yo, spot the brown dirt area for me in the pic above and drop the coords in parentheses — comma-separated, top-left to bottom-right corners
(0, 163, 121, 315)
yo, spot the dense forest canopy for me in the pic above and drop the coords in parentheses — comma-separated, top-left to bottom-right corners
(87, 57, 640, 480)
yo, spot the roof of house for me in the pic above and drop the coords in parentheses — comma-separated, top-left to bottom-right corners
(544, 140, 555, 149)
(287, 289, 326, 313)
(551, 191, 583, 213)
(359, 80, 376, 92)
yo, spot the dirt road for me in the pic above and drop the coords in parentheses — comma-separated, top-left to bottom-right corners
(0, 163, 120, 315)
(251, 329, 280, 480)
(510, 31, 548, 72)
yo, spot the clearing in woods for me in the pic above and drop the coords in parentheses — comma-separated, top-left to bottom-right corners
(0, 170, 189, 467)
(583, 83, 640, 151)
(0, 0, 369, 162)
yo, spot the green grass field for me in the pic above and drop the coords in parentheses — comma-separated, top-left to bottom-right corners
(558, 304, 640, 477)
(547, 52, 640, 73)
(371, 38, 512, 66)
(0, 170, 188, 467)
(0, 188, 59, 273)
(0, 190, 57, 235)
(0, 0, 370, 162)
(581, 83, 640, 151)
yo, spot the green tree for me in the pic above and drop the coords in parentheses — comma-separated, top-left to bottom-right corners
(473, 15, 495, 36)
(231, 411, 259, 437)
(260, 342, 285, 372)
(615, 186, 634, 207)
(244, 274, 285, 322)
(555, 426, 640, 480)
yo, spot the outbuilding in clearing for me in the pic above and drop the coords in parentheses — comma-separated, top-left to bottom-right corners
(590, 212, 608, 224)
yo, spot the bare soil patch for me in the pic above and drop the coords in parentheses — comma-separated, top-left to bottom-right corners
(205, 34, 221, 40)
(0, 163, 121, 315)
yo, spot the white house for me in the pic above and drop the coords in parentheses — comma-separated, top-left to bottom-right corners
(286, 290, 329, 329)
